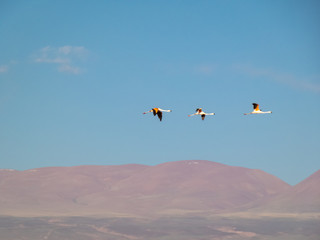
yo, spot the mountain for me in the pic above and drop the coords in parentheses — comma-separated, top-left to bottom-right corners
(249, 169, 320, 213)
(0, 160, 296, 217)
(0, 164, 147, 216)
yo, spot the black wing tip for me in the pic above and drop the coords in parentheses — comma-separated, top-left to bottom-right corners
(157, 111, 162, 121)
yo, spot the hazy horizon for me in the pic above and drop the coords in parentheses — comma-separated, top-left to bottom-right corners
(1, 159, 319, 186)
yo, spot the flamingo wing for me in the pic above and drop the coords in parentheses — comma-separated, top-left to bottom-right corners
(152, 108, 158, 116)
(252, 103, 260, 111)
(157, 111, 162, 121)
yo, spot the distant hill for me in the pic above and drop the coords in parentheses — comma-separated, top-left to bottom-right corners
(248, 169, 320, 213)
(0, 160, 317, 217)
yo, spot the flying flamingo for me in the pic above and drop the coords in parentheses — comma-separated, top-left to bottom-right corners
(188, 108, 215, 120)
(244, 103, 272, 115)
(143, 108, 172, 121)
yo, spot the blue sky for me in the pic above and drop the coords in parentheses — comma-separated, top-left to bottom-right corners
(0, 0, 319, 185)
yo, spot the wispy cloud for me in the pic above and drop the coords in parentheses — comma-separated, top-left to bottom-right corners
(234, 64, 320, 94)
(0, 65, 8, 73)
(33, 46, 89, 74)
(193, 63, 218, 76)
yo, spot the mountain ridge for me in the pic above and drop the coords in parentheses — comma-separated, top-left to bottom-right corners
(0, 160, 318, 217)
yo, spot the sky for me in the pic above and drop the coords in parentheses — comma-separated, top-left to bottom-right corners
(0, 0, 319, 185)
